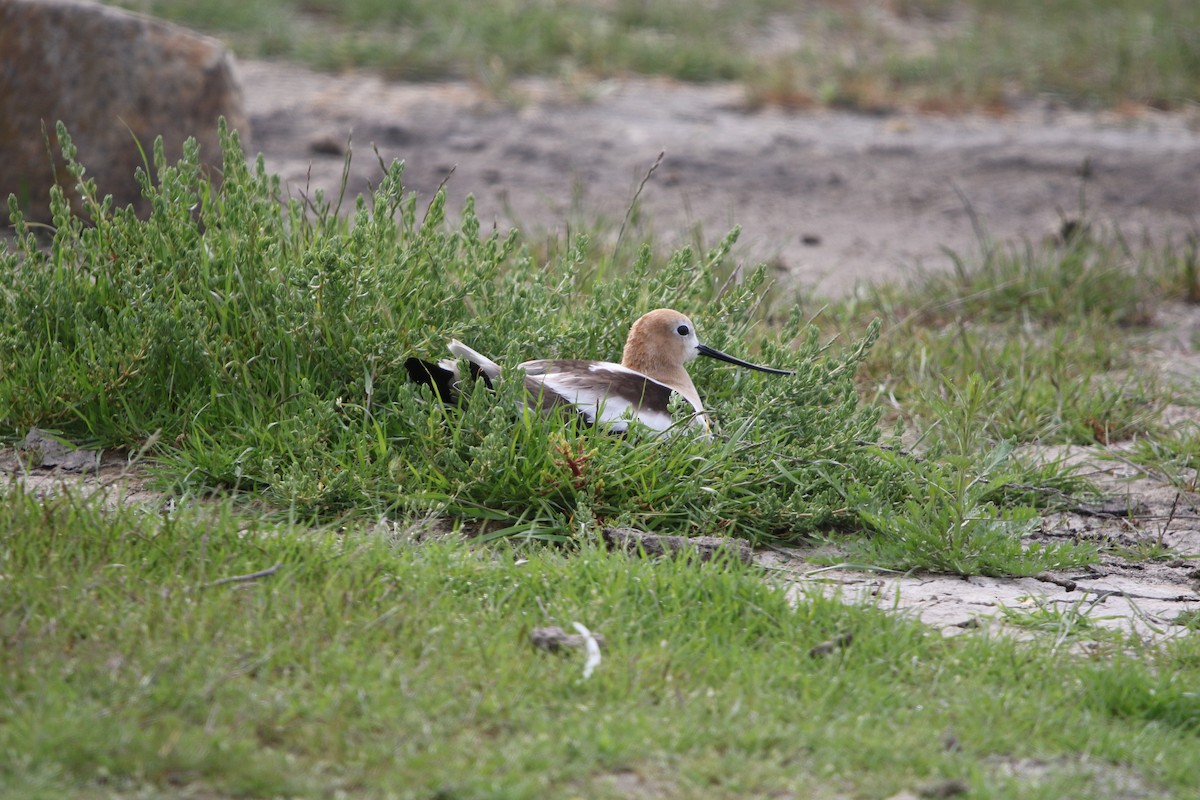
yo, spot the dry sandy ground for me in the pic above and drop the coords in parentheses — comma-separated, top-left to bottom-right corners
(8, 59, 1200, 644)
(239, 59, 1200, 297)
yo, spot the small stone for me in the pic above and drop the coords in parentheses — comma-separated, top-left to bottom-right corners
(20, 428, 100, 473)
(808, 632, 853, 657)
(530, 626, 605, 653)
(918, 778, 970, 798)
(309, 133, 346, 156)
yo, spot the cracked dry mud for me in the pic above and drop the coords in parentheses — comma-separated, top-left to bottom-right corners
(765, 304, 1200, 644)
(8, 58, 1200, 643)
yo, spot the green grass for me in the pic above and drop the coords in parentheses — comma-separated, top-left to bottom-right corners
(0, 124, 894, 542)
(1125, 422, 1200, 493)
(106, 0, 1200, 111)
(2, 485, 1199, 799)
(112, 0, 782, 82)
(3, 80, 1200, 800)
(0, 122, 1119, 579)
(7, 117, 1198, 579)
(848, 382, 1097, 577)
(996, 594, 1127, 647)
(807, 226, 1182, 449)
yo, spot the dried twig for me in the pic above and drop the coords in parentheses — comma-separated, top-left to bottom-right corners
(614, 150, 664, 259)
(1156, 491, 1181, 549)
(204, 562, 282, 588)
(423, 164, 457, 224)
(1078, 586, 1196, 603)
(601, 527, 753, 564)
(1034, 572, 1077, 592)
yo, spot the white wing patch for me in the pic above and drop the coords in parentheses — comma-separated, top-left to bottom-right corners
(519, 360, 699, 433)
(447, 339, 502, 380)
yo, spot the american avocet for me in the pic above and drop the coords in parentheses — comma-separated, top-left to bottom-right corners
(406, 308, 792, 433)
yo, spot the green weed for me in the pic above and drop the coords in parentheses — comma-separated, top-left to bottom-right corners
(2, 122, 902, 544)
(847, 377, 1097, 576)
(1125, 425, 1200, 494)
(997, 594, 1125, 651)
(2, 485, 1199, 798)
(817, 230, 1168, 446)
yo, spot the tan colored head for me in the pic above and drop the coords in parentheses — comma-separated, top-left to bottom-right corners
(621, 307, 794, 394)
(620, 308, 701, 379)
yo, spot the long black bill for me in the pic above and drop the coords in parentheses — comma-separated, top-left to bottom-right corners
(696, 343, 793, 375)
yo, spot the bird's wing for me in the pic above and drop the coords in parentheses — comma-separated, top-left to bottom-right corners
(519, 360, 683, 431)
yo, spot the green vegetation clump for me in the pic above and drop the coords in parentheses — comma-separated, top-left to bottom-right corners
(1, 123, 1100, 575)
(2, 122, 909, 543)
(812, 227, 1172, 448)
(5, 123, 1200, 800)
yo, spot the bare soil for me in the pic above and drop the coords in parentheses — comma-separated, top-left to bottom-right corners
(239, 59, 1200, 296)
(8, 58, 1200, 643)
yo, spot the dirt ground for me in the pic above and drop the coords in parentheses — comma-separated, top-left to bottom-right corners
(8, 58, 1200, 643)
(239, 59, 1200, 297)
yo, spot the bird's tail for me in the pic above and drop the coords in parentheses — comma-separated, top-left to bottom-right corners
(404, 357, 461, 401)
(447, 339, 502, 381)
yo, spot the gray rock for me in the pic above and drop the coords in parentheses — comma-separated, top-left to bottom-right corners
(0, 0, 247, 221)
(20, 427, 100, 473)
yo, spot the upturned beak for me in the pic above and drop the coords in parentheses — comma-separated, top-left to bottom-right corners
(696, 343, 793, 375)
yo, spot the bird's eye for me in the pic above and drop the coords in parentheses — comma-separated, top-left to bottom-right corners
(676, 324, 690, 336)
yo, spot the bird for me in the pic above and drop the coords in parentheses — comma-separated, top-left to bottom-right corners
(405, 308, 792, 434)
